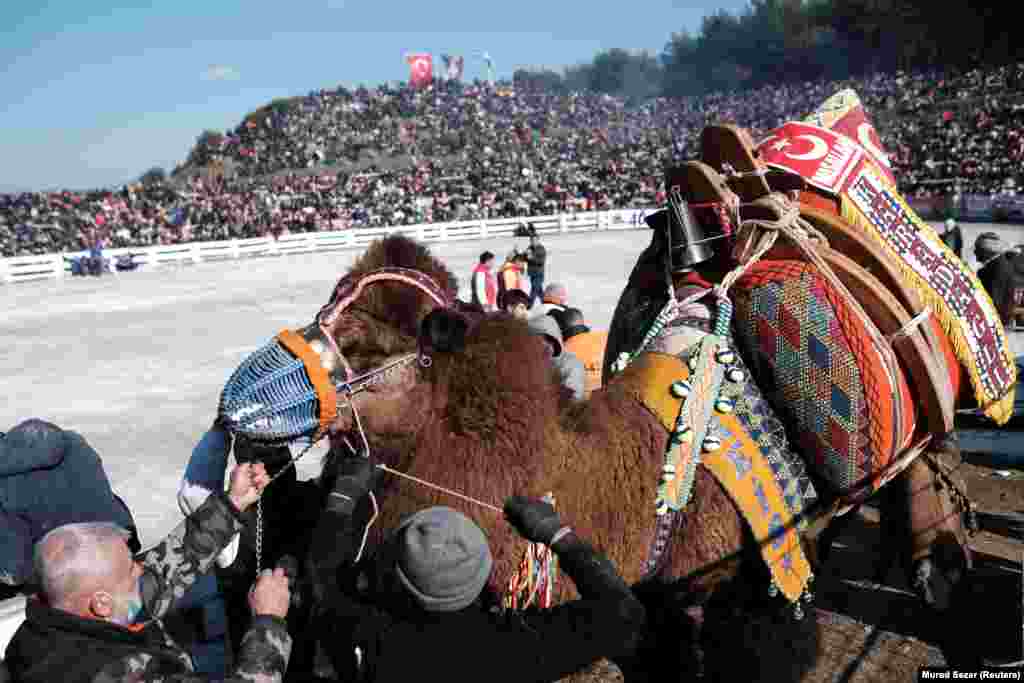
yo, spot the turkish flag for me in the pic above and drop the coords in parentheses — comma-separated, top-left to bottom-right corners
(825, 105, 896, 186)
(757, 122, 865, 195)
(406, 53, 433, 89)
(799, 90, 896, 186)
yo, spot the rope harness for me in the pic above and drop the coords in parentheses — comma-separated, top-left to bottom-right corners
(230, 266, 560, 607)
(610, 192, 960, 594)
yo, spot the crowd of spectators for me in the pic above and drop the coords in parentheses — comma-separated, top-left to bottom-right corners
(3, 62, 1023, 258)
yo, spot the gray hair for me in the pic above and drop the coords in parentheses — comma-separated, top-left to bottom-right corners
(34, 522, 132, 606)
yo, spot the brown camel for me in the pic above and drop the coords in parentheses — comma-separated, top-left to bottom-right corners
(279, 235, 820, 680)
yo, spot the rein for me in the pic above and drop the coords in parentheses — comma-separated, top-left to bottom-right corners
(246, 265, 556, 608)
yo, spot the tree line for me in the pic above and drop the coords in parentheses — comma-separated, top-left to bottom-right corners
(514, 0, 1021, 100)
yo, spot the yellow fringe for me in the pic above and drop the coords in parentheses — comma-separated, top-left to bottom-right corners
(838, 186, 1016, 424)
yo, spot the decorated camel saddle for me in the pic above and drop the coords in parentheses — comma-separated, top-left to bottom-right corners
(605, 91, 1015, 605)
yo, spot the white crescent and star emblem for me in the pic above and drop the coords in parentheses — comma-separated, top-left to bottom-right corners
(783, 134, 829, 161)
(857, 122, 892, 168)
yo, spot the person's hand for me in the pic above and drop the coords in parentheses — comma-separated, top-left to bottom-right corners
(227, 462, 269, 512)
(249, 567, 290, 619)
(504, 496, 564, 545)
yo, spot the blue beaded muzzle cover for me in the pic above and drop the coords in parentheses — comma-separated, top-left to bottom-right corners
(218, 267, 453, 444)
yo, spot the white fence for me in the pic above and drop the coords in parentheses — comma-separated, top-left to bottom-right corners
(0, 208, 654, 285)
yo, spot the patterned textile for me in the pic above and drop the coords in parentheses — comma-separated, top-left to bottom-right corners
(693, 343, 818, 532)
(701, 414, 813, 602)
(731, 261, 901, 495)
(841, 165, 1016, 424)
(758, 90, 1017, 424)
(614, 284, 817, 602)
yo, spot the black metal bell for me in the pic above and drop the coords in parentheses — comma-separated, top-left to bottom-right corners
(666, 186, 714, 271)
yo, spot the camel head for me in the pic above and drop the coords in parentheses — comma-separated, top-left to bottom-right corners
(219, 235, 558, 474)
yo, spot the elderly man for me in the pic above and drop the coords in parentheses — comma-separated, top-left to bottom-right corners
(533, 283, 569, 318)
(4, 462, 292, 683)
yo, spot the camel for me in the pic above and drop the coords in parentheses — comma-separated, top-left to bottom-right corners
(220, 225, 982, 679)
(220, 234, 840, 680)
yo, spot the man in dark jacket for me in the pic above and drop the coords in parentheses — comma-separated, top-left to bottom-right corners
(306, 455, 646, 683)
(940, 218, 964, 260)
(975, 232, 1018, 324)
(4, 461, 293, 683)
(525, 233, 547, 309)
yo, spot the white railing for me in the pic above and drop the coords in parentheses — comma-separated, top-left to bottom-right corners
(0, 208, 654, 285)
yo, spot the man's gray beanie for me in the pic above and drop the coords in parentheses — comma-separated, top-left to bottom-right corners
(394, 507, 494, 612)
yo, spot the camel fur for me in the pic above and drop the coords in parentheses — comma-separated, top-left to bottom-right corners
(299, 236, 823, 681)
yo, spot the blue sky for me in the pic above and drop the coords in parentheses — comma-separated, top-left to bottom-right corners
(0, 0, 750, 193)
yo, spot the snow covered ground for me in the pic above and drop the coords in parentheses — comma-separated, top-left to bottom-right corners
(3, 222, 1023, 546)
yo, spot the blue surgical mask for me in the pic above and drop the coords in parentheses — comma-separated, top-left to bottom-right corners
(108, 577, 148, 627)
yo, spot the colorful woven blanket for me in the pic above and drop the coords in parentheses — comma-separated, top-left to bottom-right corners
(756, 90, 1016, 424)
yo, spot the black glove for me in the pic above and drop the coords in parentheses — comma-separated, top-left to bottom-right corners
(504, 496, 565, 545)
(326, 455, 378, 515)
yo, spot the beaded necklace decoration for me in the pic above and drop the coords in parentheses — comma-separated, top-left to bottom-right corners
(611, 287, 735, 514)
(610, 281, 816, 617)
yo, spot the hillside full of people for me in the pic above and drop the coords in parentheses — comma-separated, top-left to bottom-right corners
(2, 62, 1023, 259)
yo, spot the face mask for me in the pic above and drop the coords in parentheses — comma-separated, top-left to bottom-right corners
(103, 577, 148, 627)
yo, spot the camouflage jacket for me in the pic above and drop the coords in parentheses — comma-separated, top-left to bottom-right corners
(4, 492, 292, 683)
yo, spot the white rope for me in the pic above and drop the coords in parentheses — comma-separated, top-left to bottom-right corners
(886, 307, 932, 343)
(375, 463, 504, 514)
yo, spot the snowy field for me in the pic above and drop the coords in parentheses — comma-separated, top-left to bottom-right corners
(3, 222, 1023, 546)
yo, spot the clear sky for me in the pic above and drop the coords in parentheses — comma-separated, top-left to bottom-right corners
(0, 0, 751, 193)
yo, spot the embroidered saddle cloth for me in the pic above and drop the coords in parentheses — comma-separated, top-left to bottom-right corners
(656, 163, 940, 502)
(614, 286, 817, 602)
(699, 91, 1016, 424)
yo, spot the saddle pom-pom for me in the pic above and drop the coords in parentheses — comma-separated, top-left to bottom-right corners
(420, 309, 468, 354)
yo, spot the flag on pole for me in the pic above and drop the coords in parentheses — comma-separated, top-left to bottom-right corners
(405, 53, 433, 89)
(441, 54, 464, 81)
(482, 52, 494, 84)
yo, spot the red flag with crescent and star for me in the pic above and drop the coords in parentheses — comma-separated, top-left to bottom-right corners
(794, 89, 896, 185)
(757, 122, 866, 195)
(406, 53, 433, 89)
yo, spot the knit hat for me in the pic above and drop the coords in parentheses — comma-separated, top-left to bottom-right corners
(528, 315, 564, 357)
(542, 283, 568, 306)
(0, 419, 66, 477)
(394, 507, 494, 613)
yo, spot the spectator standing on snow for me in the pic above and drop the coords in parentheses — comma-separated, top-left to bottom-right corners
(497, 252, 528, 311)
(470, 251, 498, 312)
(525, 233, 547, 309)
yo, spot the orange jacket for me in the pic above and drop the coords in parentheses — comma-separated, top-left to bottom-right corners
(563, 329, 608, 396)
(498, 261, 525, 295)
